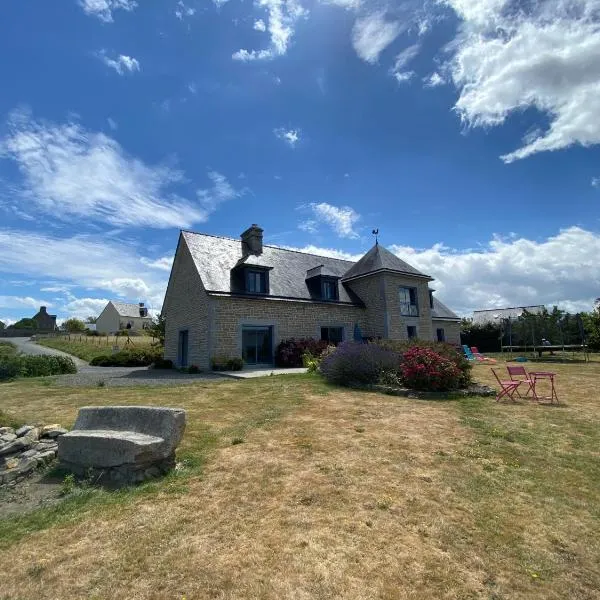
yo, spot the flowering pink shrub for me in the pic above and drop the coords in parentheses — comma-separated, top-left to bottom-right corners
(399, 347, 463, 391)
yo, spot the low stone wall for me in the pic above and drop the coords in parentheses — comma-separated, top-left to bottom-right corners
(0, 424, 67, 486)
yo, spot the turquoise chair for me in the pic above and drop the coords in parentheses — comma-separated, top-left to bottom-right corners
(462, 345, 476, 361)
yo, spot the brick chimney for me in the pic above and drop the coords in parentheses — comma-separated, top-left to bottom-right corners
(39, 306, 47, 315)
(241, 224, 264, 256)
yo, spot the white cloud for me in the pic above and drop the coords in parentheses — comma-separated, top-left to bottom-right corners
(175, 1, 196, 20)
(352, 11, 403, 64)
(592, 177, 600, 188)
(323, 0, 362, 9)
(291, 226, 600, 314)
(274, 127, 300, 147)
(232, 0, 308, 61)
(99, 52, 140, 75)
(390, 43, 420, 83)
(310, 202, 361, 239)
(298, 219, 318, 234)
(107, 117, 118, 130)
(0, 296, 53, 310)
(424, 72, 444, 87)
(140, 256, 175, 271)
(0, 230, 170, 312)
(442, 0, 600, 162)
(389, 226, 600, 315)
(196, 170, 243, 212)
(79, 0, 137, 22)
(63, 297, 111, 319)
(0, 112, 238, 228)
(254, 18, 267, 31)
(285, 244, 363, 262)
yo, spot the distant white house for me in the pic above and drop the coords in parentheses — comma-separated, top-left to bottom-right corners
(96, 301, 153, 334)
(472, 305, 545, 326)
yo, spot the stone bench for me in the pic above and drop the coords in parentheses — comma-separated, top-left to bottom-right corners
(58, 406, 186, 484)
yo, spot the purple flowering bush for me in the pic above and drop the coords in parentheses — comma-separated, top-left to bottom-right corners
(319, 342, 399, 385)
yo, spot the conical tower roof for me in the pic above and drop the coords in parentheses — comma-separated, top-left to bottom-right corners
(342, 244, 431, 280)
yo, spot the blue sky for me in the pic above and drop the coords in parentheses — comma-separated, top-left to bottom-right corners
(1, 0, 599, 325)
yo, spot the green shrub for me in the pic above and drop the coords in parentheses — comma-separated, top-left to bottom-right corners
(320, 342, 399, 385)
(0, 342, 18, 359)
(89, 348, 162, 367)
(187, 365, 201, 374)
(0, 358, 21, 381)
(211, 356, 244, 371)
(19, 355, 77, 377)
(0, 354, 76, 381)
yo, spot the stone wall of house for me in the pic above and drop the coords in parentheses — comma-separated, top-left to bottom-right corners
(346, 273, 433, 341)
(432, 320, 461, 345)
(209, 295, 366, 360)
(164, 239, 211, 369)
(383, 273, 433, 341)
(344, 276, 386, 338)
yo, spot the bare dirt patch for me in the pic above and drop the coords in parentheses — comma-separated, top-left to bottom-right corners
(0, 467, 63, 519)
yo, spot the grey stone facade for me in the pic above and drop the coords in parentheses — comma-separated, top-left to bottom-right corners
(163, 227, 462, 369)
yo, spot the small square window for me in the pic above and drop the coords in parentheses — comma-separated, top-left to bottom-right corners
(321, 326, 344, 345)
(246, 270, 267, 294)
(407, 325, 417, 339)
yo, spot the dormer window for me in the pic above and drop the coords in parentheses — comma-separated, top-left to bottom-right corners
(322, 278, 338, 301)
(246, 269, 268, 294)
(306, 265, 340, 302)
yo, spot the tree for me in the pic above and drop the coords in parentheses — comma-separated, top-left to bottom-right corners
(12, 318, 37, 329)
(582, 300, 600, 351)
(148, 315, 166, 347)
(63, 318, 86, 333)
(0, 321, 5, 330)
(85, 316, 97, 324)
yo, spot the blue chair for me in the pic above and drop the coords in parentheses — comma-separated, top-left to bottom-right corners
(462, 345, 477, 361)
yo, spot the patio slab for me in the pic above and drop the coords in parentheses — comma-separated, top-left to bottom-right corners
(218, 367, 308, 379)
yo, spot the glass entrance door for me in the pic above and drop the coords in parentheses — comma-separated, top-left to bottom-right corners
(242, 326, 273, 365)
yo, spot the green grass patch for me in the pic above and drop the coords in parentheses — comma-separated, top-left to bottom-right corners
(0, 374, 324, 548)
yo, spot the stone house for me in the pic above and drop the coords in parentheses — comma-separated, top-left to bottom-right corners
(32, 306, 57, 331)
(162, 225, 461, 369)
(96, 301, 153, 335)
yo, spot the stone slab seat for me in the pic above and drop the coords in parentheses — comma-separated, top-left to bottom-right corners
(58, 406, 186, 477)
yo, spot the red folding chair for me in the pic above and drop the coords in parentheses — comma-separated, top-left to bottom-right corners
(491, 368, 521, 402)
(507, 366, 535, 398)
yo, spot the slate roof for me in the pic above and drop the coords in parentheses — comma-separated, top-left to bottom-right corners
(182, 231, 360, 304)
(431, 297, 460, 321)
(472, 305, 544, 325)
(181, 231, 457, 320)
(111, 301, 151, 318)
(341, 244, 431, 281)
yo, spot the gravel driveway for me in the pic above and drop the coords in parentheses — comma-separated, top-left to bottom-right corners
(3, 337, 222, 387)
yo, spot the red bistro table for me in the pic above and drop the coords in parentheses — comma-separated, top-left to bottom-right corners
(529, 372, 559, 404)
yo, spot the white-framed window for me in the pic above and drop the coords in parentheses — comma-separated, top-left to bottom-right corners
(399, 286, 419, 316)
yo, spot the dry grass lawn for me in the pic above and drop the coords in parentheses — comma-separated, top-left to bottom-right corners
(0, 360, 599, 599)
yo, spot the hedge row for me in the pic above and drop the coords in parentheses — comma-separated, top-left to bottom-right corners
(89, 348, 163, 367)
(319, 340, 472, 392)
(0, 355, 77, 382)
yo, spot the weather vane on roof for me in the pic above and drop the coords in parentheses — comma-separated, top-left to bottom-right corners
(372, 229, 379, 245)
